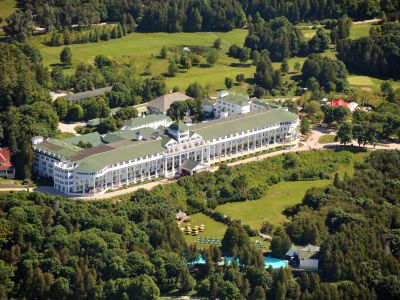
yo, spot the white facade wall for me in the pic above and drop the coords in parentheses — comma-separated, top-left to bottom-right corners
(251, 103, 269, 111)
(33, 119, 299, 196)
(121, 119, 172, 131)
(216, 98, 251, 119)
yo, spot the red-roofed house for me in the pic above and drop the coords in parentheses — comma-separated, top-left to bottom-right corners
(331, 99, 349, 107)
(0, 148, 15, 179)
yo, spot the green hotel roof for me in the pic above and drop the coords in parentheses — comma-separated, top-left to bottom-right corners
(34, 139, 83, 159)
(63, 132, 103, 147)
(74, 139, 165, 172)
(190, 108, 297, 141)
(169, 120, 189, 133)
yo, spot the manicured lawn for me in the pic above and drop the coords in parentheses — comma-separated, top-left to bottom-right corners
(216, 180, 330, 231)
(30, 29, 254, 93)
(29, 27, 336, 95)
(349, 23, 373, 39)
(318, 135, 336, 144)
(214, 152, 367, 231)
(302, 29, 317, 41)
(348, 75, 374, 86)
(183, 213, 227, 244)
(0, 0, 17, 25)
(54, 132, 76, 140)
(348, 75, 400, 92)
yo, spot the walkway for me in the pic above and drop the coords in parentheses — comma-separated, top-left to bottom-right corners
(58, 122, 86, 135)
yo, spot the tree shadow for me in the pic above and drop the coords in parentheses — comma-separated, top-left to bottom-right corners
(199, 64, 212, 68)
(289, 74, 302, 81)
(230, 62, 252, 68)
(50, 63, 70, 69)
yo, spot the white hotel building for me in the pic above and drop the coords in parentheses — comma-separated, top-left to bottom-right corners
(33, 103, 299, 196)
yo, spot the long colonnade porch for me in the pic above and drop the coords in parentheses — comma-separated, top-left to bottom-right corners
(68, 133, 297, 196)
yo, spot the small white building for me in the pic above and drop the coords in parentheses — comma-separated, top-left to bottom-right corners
(347, 102, 359, 112)
(215, 91, 252, 119)
(286, 244, 320, 270)
(215, 91, 271, 119)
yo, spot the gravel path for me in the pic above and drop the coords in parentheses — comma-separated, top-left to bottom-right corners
(58, 122, 86, 135)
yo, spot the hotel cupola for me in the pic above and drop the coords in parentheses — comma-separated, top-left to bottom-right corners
(168, 120, 190, 142)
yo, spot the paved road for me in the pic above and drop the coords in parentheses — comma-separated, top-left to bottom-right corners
(2, 127, 399, 200)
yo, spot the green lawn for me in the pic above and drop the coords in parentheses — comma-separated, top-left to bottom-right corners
(29, 21, 393, 95)
(318, 135, 336, 144)
(29, 27, 337, 95)
(337, 151, 368, 177)
(54, 131, 76, 140)
(183, 213, 227, 245)
(0, 0, 17, 25)
(216, 180, 330, 231)
(215, 151, 367, 231)
(349, 23, 373, 39)
(348, 75, 400, 92)
(30, 29, 255, 94)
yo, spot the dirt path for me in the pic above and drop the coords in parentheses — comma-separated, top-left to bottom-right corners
(353, 18, 381, 25)
(58, 122, 86, 135)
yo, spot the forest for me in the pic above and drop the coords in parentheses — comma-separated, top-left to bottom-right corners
(4, 0, 400, 38)
(0, 150, 399, 299)
(337, 22, 400, 80)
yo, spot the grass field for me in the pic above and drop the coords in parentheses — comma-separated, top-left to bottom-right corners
(54, 132, 76, 140)
(29, 22, 392, 94)
(29, 27, 336, 95)
(349, 23, 373, 39)
(0, 0, 17, 25)
(348, 75, 400, 92)
(318, 135, 336, 144)
(215, 151, 367, 230)
(337, 151, 368, 177)
(30, 29, 255, 93)
(183, 213, 227, 244)
(216, 180, 330, 231)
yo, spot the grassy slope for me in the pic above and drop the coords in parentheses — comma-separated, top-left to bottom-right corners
(349, 23, 372, 39)
(215, 152, 367, 231)
(31, 22, 398, 94)
(346, 23, 400, 90)
(215, 180, 329, 230)
(183, 213, 227, 244)
(318, 135, 336, 144)
(30, 27, 333, 95)
(0, 0, 17, 25)
(30, 30, 254, 93)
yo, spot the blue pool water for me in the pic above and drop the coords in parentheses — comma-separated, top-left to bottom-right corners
(191, 256, 287, 269)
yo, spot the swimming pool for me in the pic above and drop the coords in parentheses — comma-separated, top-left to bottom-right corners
(191, 256, 288, 269)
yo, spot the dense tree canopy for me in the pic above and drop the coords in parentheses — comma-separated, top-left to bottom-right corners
(246, 17, 304, 61)
(11, 0, 400, 37)
(337, 22, 400, 79)
(0, 191, 191, 299)
(302, 54, 349, 93)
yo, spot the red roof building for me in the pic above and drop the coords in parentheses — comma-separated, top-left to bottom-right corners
(0, 148, 15, 179)
(331, 99, 349, 107)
